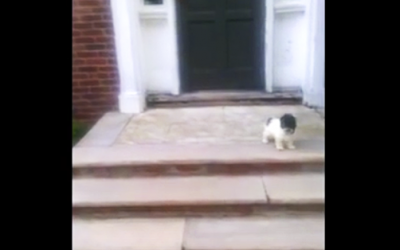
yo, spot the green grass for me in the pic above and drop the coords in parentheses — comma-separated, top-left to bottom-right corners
(73, 120, 89, 146)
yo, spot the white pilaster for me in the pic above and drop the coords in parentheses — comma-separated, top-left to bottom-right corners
(304, 0, 325, 107)
(265, 0, 274, 93)
(110, 0, 145, 114)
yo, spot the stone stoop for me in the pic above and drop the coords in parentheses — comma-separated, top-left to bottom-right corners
(72, 108, 325, 249)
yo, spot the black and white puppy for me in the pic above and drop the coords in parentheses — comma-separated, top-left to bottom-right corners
(262, 113, 297, 150)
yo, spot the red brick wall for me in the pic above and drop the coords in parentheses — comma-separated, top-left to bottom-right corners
(73, 0, 119, 124)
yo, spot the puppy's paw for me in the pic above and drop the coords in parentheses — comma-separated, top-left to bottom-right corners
(276, 146, 284, 151)
(262, 138, 269, 144)
(288, 144, 296, 149)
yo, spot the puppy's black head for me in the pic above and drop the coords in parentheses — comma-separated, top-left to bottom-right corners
(280, 113, 296, 134)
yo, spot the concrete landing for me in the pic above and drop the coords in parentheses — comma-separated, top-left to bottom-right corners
(114, 105, 324, 145)
(74, 105, 324, 177)
(77, 105, 324, 146)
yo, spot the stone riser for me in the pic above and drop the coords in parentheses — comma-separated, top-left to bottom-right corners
(73, 162, 324, 179)
(73, 203, 324, 219)
(146, 91, 303, 108)
(148, 99, 302, 108)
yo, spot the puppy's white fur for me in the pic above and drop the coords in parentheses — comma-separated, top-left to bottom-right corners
(262, 118, 295, 150)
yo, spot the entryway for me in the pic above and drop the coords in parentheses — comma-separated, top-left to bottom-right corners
(176, 0, 265, 92)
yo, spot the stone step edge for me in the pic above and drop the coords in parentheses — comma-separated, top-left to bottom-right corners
(73, 203, 325, 218)
(73, 198, 324, 207)
(73, 161, 324, 178)
(73, 141, 324, 168)
(73, 157, 324, 169)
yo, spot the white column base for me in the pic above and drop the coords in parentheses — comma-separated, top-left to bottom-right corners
(111, 0, 145, 115)
(118, 92, 144, 114)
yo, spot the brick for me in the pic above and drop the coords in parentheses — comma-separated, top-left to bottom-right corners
(87, 99, 116, 107)
(73, 0, 117, 124)
(72, 87, 90, 94)
(98, 51, 115, 57)
(73, 99, 91, 106)
(99, 80, 116, 86)
(78, 80, 100, 86)
(102, 14, 112, 21)
(110, 85, 119, 92)
(76, 51, 98, 57)
(107, 58, 116, 65)
(73, 59, 86, 66)
(86, 58, 107, 65)
(82, 29, 104, 36)
(95, 36, 113, 43)
(73, 73, 89, 80)
(104, 28, 114, 35)
(90, 85, 112, 93)
(74, 22, 92, 30)
(86, 44, 106, 50)
(74, 37, 95, 43)
(105, 44, 114, 50)
(73, 31, 81, 37)
(98, 66, 116, 72)
(109, 72, 118, 79)
(96, 72, 113, 79)
(78, 66, 98, 72)
(73, 7, 92, 14)
(91, 7, 109, 13)
(81, 93, 114, 101)
(93, 22, 109, 28)
(73, 44, 86, 50)
(81, 14, 102, 21)
(79, 0, 101, 7)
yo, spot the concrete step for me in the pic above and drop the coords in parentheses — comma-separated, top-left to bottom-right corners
(73, 173, 324, 218)
(73, 215, 324, 250)
(73, 140, 324, 179)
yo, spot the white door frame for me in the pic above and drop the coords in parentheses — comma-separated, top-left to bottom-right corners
(110, 0, 323, 113)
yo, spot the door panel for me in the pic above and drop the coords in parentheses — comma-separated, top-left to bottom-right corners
(177, 0, 265, 92)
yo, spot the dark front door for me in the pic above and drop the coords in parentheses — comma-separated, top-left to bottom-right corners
(177, 0, 265, 92)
